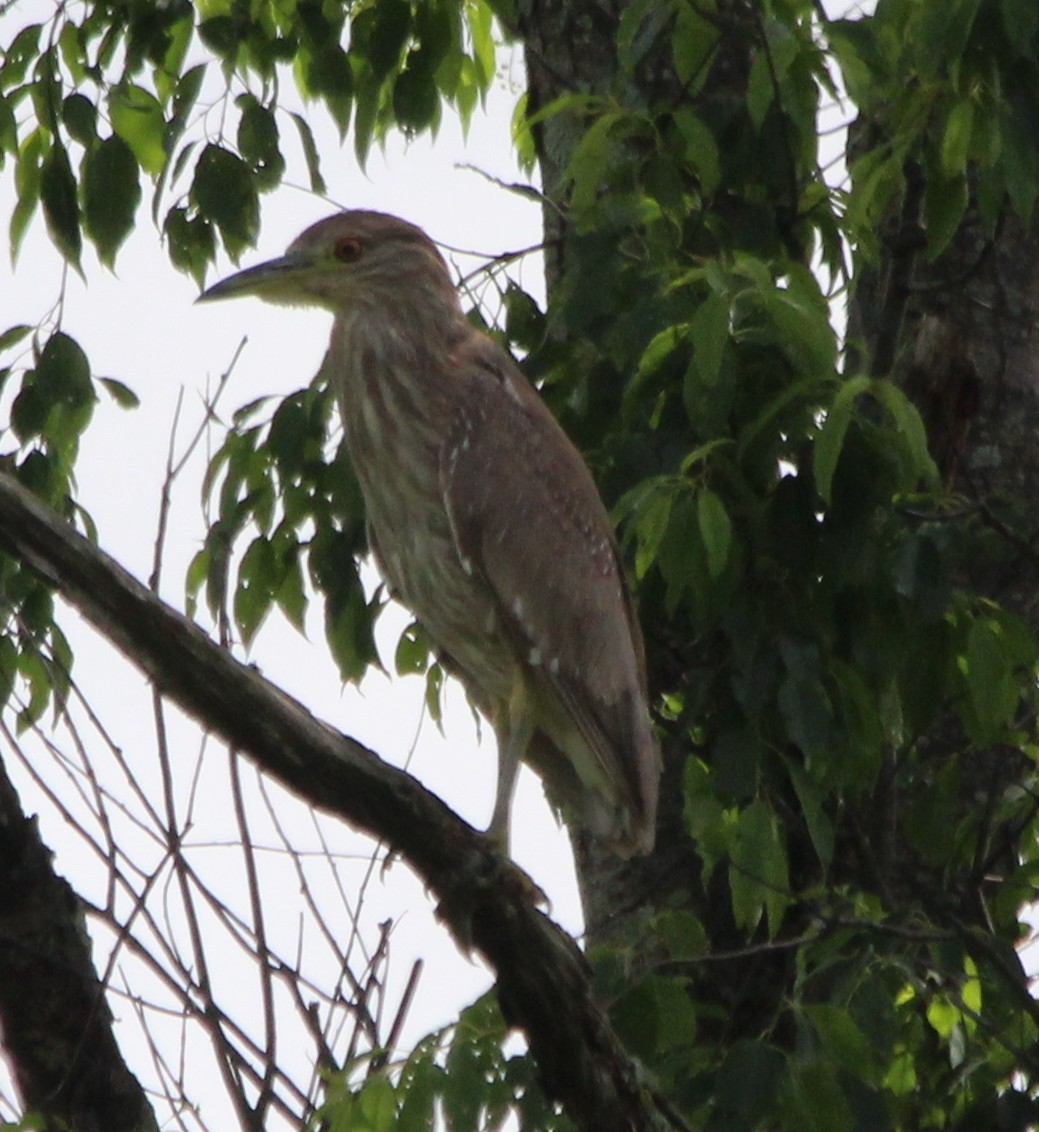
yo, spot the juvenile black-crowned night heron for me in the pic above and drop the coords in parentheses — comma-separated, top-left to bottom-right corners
(199, 210, 659, 856)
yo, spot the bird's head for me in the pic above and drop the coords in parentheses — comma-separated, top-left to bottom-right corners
(197, 210, 460, 315)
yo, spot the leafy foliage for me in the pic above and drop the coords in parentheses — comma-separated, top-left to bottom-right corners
(0, 0, 498, 279)
(4, 0, 1039, 1129)
(318, 996, 574, 1132)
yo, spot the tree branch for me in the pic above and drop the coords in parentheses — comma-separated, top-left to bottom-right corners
(0, 756, 158, 1132)
(0, 471, 663, 1132)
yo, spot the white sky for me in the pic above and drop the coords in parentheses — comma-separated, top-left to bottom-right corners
(0, 11, 581, 1127)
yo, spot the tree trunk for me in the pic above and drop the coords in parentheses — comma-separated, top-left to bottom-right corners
(0, 759, 157, 1132)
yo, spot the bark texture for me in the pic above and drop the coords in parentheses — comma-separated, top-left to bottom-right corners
(0, 759, 157, 1132)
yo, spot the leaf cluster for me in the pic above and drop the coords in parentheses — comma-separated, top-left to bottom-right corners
(0, 326, 134, 729)
(0, 0, 498, 281)
(318, 995, 573, 1132)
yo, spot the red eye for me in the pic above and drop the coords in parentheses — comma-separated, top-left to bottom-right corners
(334, 236, 363, 263)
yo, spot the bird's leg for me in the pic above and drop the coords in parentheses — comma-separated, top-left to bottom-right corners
(487, 672, 534, 853)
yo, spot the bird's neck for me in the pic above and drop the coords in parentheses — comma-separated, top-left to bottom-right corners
(329, 291, 468, 440)
(334, 279, 464, 366)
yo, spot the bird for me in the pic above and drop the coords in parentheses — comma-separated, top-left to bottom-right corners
(198, 210, 659, 857)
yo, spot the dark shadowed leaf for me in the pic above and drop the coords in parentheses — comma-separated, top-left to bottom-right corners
(40, 140, 81, 267)
(164, 205, 216, 285)
(83, 136, 141, 266)
(61, 93, 97, 145)
(236, 97, 285, 189)
(190, 144, 259, 258)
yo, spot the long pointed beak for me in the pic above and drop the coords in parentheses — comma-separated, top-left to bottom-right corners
(196, 250, 311, 303)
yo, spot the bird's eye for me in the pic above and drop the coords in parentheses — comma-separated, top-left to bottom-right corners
(334, 237, 363, 263)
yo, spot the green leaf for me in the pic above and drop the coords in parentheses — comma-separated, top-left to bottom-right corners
(962, 955, 982, 1015)
(0, 325, 32, 354)
(303, 44, 353, 135)
(729, 799, 790, 936)
(109, 84, 166, 177)
(612, 975, 697, 1058)
(1002, 100, 1039, 225)
(964, 617, 1018, 742)
(814, 375, 869, 504)
(17, 648, 52, 730)
(98, 377, 140, 408)
(40, 140, 81, 268)
(395, 622, 432, 676)
(682, 756, 729, 877)
(235, 536, 276, 645)
(37, 332, 91, 401)
(623, 479, 676, 579)
(918, 0, 983, 77)
(697, 488, 731, 577)
(397, 1048, 439, 1132)
(465, 0, 496, 89)
(717, 1041, 785, 1120)
(778, 666, 833, 757)
(351, 67, 380, 169)
(2, 24, 43, 89)
(83, 136, 141, 267)
(326, 584, 379, 684)
(266, 396, 310, 476)
(503, 283, 544, 352)
(672, 3, 720, 89)
(61, 93, 97, 146)
(785, 759, 834, 869)
(12, 332, 94, 445)
(634, 324, 687, 385)
(236, 97, 284, 189)
(290, 112, 327, 194)
(167, 65, 206, 153)
(941, 99, 974, 176)
(762, 279, 837, 378)
(0, 635, 18, 708)
(689, 290, 729, 385)
(424, 661, 444, 728)
(1001, 0, 1039, 46)
(868, 380, 939, 486)
(357, 1074, 396, 1131)
(0, 92, 16, 160)
(198, 16, 243, 59)
(190, 144, 259, 258)
(164, 206, 216, 286)
(656, 909, 709, 960)
(275, 547, 307, 633)
(805, 1005, 882, 1087)
(786, 1060, 853, 1132)
(746, 48, 774, 131)
(925, 997, 960, 1040)
(394, 56, 439, 134)
(351, 0, 412, 80)
(924, 168, 968, 260)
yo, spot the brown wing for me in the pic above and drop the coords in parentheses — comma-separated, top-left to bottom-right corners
(439, 332, 658, 839)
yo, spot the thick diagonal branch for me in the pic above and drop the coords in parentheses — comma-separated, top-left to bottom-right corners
(0, 471, 662, 1132)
